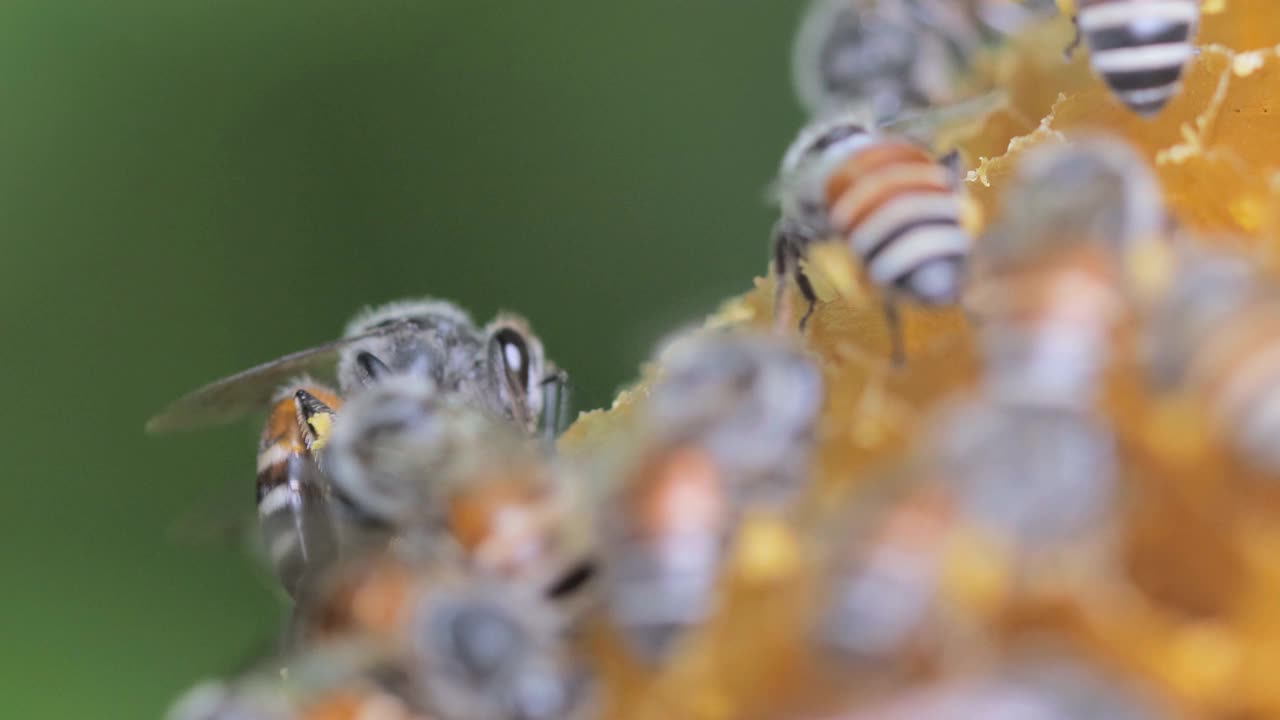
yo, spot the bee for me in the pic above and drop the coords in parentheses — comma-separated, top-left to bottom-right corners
(816, 399, 1117, 677)
(405, 574, 591, 720)
(601, 441, 732, 663)
(294, 554, 590, 720)
(256, 382, 343, 600)
(927, 398, 1118, 558)
(968, 137, 1165, 408)
(816, 482, 955, 672)
(776, 113, 971, 360)
(319, 375, 596, 604)
(166, 642, 432, 720)
(791, 0, 1055, 122)
(1145, 251, 1280, 471)
(645, 330, 825, 507)
(146, 298, 569, 439)
(1076, 0, 1200, 117)
(147, 300, 567, 599)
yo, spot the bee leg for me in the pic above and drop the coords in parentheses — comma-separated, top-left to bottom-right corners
(773, 234, 797, 333)
(1064, 14, 1081, 60)
(795, 265, 819, 332)
(539, 367, 572, 443)
(883, 299, 906, 367)
(774, 227, 818, 333)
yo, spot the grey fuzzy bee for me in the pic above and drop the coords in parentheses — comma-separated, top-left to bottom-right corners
(645, 329, 825, 508)
(791, 0, 1054, 123)
(408, 576, 591, 720)
(599, 330, 824, 663)
(147, 298, 569, 602)
(320, 375, 597, 610)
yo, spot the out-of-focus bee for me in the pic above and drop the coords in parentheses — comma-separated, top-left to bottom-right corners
(256, 382, 343, 600)
(927, 398, 1119, 559)
(777, 114, 971, 359)
(968, 137, 1165, 408)
(1076, 0, 1200, 117)
(601, 441, 732, 663)
(1145, 251, 1280, 472)
(645, 330, 825, 507)
(601, 330, 822, 662)
(321, 375, 596, 605)
(166, 642, 431, 720)
(822, 651, 1168, 719)
(817, 398, 1117, 673)
(406, 573, 591, 720)
(791, 0, 1057, 121)
(294, 555, 591, 720)
(146, 298, 569, 439)
(816, 482, 955, 673)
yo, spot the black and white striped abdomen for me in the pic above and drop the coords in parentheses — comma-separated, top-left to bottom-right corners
(824, 138, 970, 306)
(1080, 0, 1199, 117)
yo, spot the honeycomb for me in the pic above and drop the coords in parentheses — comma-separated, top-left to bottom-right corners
(563, 3, 1280, 717)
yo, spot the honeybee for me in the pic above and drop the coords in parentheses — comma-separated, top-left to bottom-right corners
(817, 398, 1117, 673)
(791, 0, 1056, 122)
(293, 554, 591, 720)
(146, 298, 568, 438)
(601, 441, 732, 663)
(968, 137, 1165, 408)
(1145, 250, 1280, 472)
(816, 481, 955, 673)
(148, 299, 567, 599)
(600, 331, 822, 662)
(927, 398, 1118, 557)
(776, 113, 971, 360)
(166, 642, 430, 720)
(645, 330, 825, 507)
(1075, 0, 1200, 117)
(405, 573, 590, 720)
(320, 375, 595, 605)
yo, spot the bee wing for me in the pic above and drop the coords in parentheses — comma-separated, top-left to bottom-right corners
(877, 89, 1007, 149)
(145, 340, 350, 433)
(146, 323, 403, 433)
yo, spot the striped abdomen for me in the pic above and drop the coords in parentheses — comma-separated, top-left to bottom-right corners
(257, 385, 343, 600)
(1080, 0, 1199, 117)
(1184, 304, 1280, 471)
(605, 445, 730, 663)
(824, 138, 970, 305)
(971, 248, 1125, 409)
(820, 490, 952, 663)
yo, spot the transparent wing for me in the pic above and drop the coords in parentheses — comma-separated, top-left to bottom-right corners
(878, 89, 1007, 149)
(146, 340, 349, 433)
(146, 322, 407, 433)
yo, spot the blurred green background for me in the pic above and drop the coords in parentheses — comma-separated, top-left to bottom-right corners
(0, 2, 803, 716)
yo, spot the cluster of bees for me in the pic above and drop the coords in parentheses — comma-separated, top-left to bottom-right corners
(150, 1, 1273, 718)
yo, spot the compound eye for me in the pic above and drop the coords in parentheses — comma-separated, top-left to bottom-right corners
(356, 351, 392, 385)
(493, 328, 532, 392)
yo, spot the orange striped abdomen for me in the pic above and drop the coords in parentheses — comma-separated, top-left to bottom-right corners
(825, 139, 969, 305)
(605, 444, 730, 662)
(974, 248, 1125, 408)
